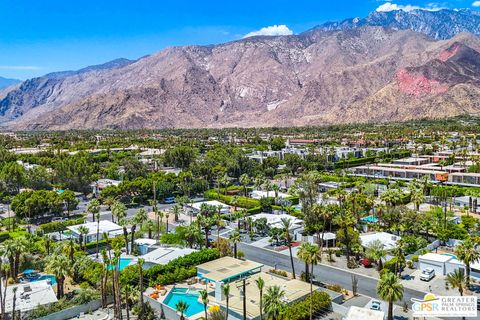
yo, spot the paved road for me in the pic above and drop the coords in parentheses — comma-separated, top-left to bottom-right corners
(237, 242, 426, 307)
(82, 203, 174, 222)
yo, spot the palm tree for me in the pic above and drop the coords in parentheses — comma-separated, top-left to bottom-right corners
(263, 285, 286, 320)
(87, 199, 100, 222)
(280, 218, 296, 279)
(297, 242, 312, 281)
(223, 284, 230, 320)
(138, 258, 145, 320)
(332, 210, 356, 267)
(111, 200, 127, 224)
(272, 184, 280, 199)
(119, 218, 130, 254)
(176, 301, 189, 320)
(11, 287, 17, 320)
(377, 272, 404, 320)
(365, 239, 387, 271)
(455, 238, 480, 288)
(165, 212, 170, 233)
(239, 174, 250, 197)
(255, 277, 265, 320)
(95, 212, 101, 258)
(130, 208, 148, 252)
(200, 289, 209, 320)
(306, 244, 321, 320)
(445, 268, 467, 296)
(45, 254, 72, 298)
(78, 226, 89, 251)
(229, 228, 241, 259)
(172, 204, 181, 222)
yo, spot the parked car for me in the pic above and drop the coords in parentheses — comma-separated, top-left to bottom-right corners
(370, 300, 382, 311)
(164, 197, 176, 204)
(420, 268, 435, 281)
(359, 258, 372, 268)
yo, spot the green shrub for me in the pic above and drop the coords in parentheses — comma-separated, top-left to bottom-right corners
(283, 291, 331, 320)
(39, 217, 86, 234)
(121, 248, 220, 287)
(411, 255, 419, 263)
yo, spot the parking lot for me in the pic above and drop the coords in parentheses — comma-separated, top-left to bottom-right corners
(401, 269, 450, 295)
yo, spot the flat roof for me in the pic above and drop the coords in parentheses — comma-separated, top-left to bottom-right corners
(354, 165, 446, 175)
(4, 280, 58, 313)
(197, 257, 263, 283)
(219, 272, 318, 319)
(360, 232, 400, 250)
(141, 247, 197, 265)
(345, 306, 385, 320)
(419, 253, 452, 263)
(67, 220, 124, 236)
(189, 200, 230, 211)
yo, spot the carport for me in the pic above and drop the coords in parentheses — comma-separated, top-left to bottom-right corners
(418, 253, 452, 275)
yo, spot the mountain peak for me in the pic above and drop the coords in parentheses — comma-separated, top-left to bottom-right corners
(316, 7, 480, 40)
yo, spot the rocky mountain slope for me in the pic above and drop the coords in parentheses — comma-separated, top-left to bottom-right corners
(1, 12, 480, 130)
(317, 8, 480, 40)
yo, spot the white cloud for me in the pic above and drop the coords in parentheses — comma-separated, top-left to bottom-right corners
(243, 25, 293, 38)
(0, 65, 42, 71)
(376, 2, 443, 12)
(473, 1, 480, 7)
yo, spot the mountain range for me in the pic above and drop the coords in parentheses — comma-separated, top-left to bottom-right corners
(1, 8, 480, 130)
(0, 77, 21, 89)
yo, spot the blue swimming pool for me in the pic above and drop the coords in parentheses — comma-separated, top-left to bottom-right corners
(29, 274, 57, 285)
(361, 215, 379, 223)
(441, 253, 458, 260)
(163, 288, 204, 317)
(108, 258, 134, 271)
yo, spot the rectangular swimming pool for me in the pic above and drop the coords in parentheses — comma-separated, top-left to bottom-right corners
(163, 288, 204, 318)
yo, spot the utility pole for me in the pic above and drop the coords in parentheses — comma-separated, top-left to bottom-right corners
(242, 278, 246, 320)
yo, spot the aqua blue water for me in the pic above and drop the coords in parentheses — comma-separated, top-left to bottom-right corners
(361, 215, 379, 223)
(108, 258, 133, 271)
(441, 253, 458, 260)
(163, 288, 204, 317)
(31, 274, 57, 285)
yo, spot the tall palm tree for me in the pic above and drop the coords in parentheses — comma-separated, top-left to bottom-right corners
(45, 254, 72, 298)
(130, 208, 148, 252)
(78, 226, 90, 251)
(455, 238, 480, 288)
(445, 268, 467, 297)
(255, 277, 265, 320)
(172, 204, 182, 222)
(119, 218, 130, 254)
(239, 174, 250, 197)
(138, 258, 145, 320)
(223, 284, 230, 320)
(176, 301, 189, 320)
(306, 244, 321, 320)
(200, 289, 209, 320)
(229, 228, 241, 259)
(332, 210, 356, 267)
(11, 287, 17, 320)
(263, 285, 286, 320)
(87, 199, 100, 222)
(111, 200, 127, 224)
(377, 272, 404, 320)
(280, 218, 296, 279)
(297, 242, 312, 281)
(95, 212, 101, 258)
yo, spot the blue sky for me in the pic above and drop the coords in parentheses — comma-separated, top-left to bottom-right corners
(0, 0, 478, 80)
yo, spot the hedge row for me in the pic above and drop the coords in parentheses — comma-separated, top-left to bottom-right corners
(121, 249, 221, 287)
(204, 190, 261, 209)
(283, 291, 331, 320)
(39, 217, 86, 234)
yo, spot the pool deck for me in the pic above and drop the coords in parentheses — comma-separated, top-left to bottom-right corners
(145, 282, 214, 320)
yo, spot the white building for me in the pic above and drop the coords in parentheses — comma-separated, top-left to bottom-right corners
(250, 213, 303, 231)
(91, 179, 121, 196)
(187, 200, 231, 215)
(140, 247, 197, 269)
(67, 220, 126, 243)
(419, 252, 480, 278)
(250, 190, 290, 200)
(344, 306, 385, 320)
(360, 232, 400, 251)
(4, 280, 58, 313)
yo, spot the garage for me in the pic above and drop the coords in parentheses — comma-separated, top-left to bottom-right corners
(418, 253, 452, 275)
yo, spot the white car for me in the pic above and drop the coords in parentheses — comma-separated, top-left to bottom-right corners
(420, 268, 435, 281)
